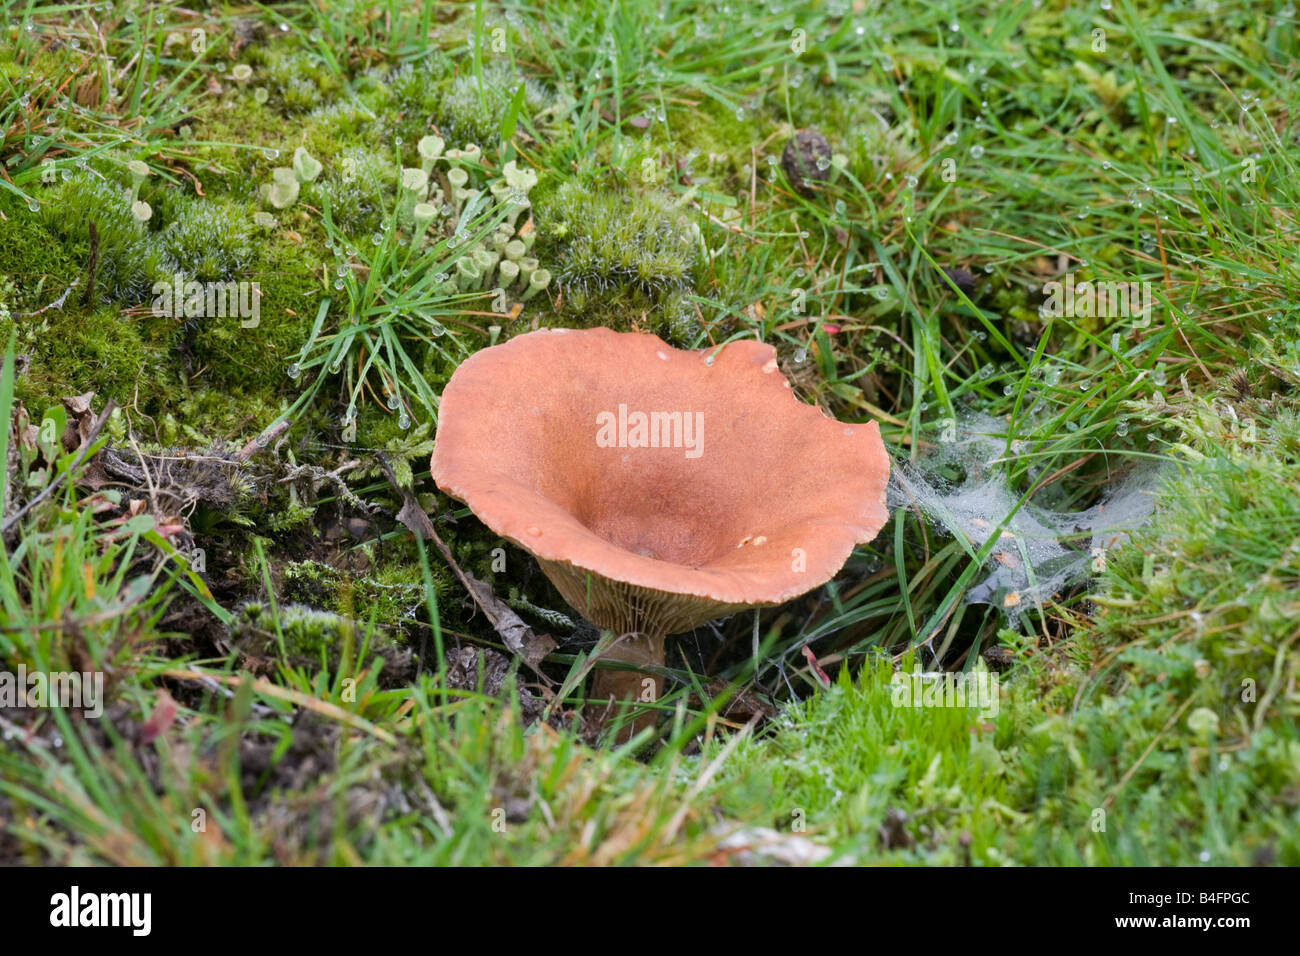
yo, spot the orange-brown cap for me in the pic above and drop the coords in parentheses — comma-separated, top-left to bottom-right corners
(430, 327, 890, 639)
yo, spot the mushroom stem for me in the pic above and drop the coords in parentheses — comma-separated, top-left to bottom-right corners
(590, 630, 665, 740)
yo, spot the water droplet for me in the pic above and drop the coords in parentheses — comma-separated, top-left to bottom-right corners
(794, 348, 807, 363)
(387, 392, 400, 409)
(1101, 0, 1112, 9)
(1116, 420, 1129, 436)
(944, 132, 958, 146)
(979, 364, 993, 379)
(815, 156, 830, 171)
(334, 279, 345, 289)
(27, 199, 39, 212)
(1152, 367, 1167, 386)
(1101, 160, 1111, 170)
(949, 20, 960, 31)
(287, 363, 301, 380)
(1045, 367, 1061, 386)
(398, 413, 411, 429)
(704, 355, 715, 366)
(265, 148, 279, 159)
(969, 145, 984, 158)
(735, 106, 745, 120)
(834, 199, 847, 214)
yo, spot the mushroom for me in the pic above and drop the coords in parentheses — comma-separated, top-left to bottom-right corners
(430, 327, 890, 735)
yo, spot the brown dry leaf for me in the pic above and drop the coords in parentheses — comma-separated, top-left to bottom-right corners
(61, 392, 96, 451)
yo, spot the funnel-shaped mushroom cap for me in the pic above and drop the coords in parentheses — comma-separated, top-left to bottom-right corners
(431, 327, 890, 639)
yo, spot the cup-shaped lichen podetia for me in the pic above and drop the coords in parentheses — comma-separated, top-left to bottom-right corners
(430, 327, 891, 735)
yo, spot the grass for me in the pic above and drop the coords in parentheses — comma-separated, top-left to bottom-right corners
(0, 0, 1297, 866)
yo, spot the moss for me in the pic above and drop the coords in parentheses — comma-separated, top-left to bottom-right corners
(231, 600, 412, 683)
(0, 192, 81, 307)
(282, 554, 453, 637)
(157, 192, 256, 282)
(435, 64, 552, 145)
(248, 49, 345, 115)
(537, 181, 700, 297)
(308, 145, 399, 234)
(37, 171, 167, 306)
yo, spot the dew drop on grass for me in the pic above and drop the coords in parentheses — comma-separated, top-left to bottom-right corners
(949, 21, 960, 31)
(794, 348, 807, 363)
(1045, 367, 1062, 386)
(1151, 367, 1167, 386)
(1100, 0, 1112, 8)
(1116, 420, 1129, 436)
(945, 132, 958, 146)
(333, 279, 344, 289)
(969, 145, 984, 158)
(287, 363, 301, 380)
(27, 199, 39, 212)
(398, 413, 411, 429)
(834, 199, 847, 214)
(371, 232, 383, 244)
